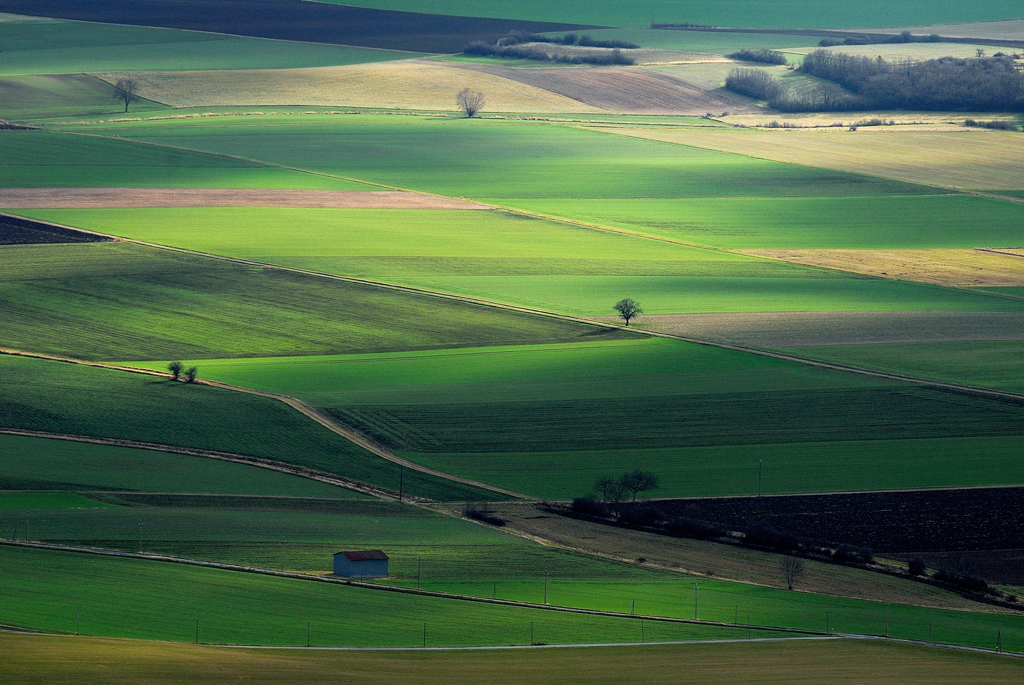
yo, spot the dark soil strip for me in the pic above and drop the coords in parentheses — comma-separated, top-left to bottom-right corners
(0, 213, 110, 245)
(636, 487, 1024, 557)
(0, 0, 592, 53)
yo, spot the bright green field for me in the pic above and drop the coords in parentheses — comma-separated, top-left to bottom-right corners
(0, 433, 360, 498)
(0, 354, 495, 501)
(0, 130, 370, 189)
(3, 545, 1024, 652)
(0, 241, 624, 360)
(0, 17, 415, 76)
(128, 338, 1024, 499)
(326, 0, 1024, 31)
(0, 492, 114, 510)
(0, 546, 768, 646)
(20, 208, 1022, 317)
(780, 341, 1024, 395)
(569, 29, 820, 53)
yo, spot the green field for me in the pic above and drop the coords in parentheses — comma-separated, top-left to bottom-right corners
(0, 241, 624, 360)
(0, 433, 360, 497)
(0, 354, 494, 501)
(0, 492, 114, 510)
(0, 545, 770, 646)
(19, 207, 1022, 317)
(0, 16, 415, 76)
(6, 635, 1024, 685)
(326, 0, 1024, 31)
(0, 129, 371, 189)
(0, 74, 167, 120)
(779, 341, 1024, 395)
(126, 338, 1024, 499)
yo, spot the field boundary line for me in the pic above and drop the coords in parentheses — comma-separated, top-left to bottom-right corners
(227, 636, 835, 651)
(0, 540, 820, 637)
(0, 346, 528, 501)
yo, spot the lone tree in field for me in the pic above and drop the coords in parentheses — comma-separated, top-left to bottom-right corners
(781, 556, 805, 590)
(456, 88, 485, 117)
(112, 77, 140, 113)
(619, 469, 659, 502)
(613, 298, 642, 326)
(167, 361, 183, 381)
(184, 366, 198, 383)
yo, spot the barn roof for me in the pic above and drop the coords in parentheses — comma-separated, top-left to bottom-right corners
(334, 550, 388, 561)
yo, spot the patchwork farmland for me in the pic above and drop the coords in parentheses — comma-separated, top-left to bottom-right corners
(1, 1, 1023, 682)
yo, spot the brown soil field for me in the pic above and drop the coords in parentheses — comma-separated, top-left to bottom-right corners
(743, 249, 1024, 288)
(447, 63, 757, 114)
(0, 213, 108, 245)
(0, 188, 490, 210)
(602, 311, 1024, 347)
(0, 0, 586, 53)
(636, 488, 1024, 583)
(488, 503, 983, 609)
(116, 62, 602, 113)
(6, 633, 1024, 685)
(607, 126, 1024, 192)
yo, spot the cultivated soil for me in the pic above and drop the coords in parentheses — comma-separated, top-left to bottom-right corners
(0, 213, 108, 244)
(632, 488, 1024, 583)
(447, 63, 757, 114)
(0, 188, 491, 210)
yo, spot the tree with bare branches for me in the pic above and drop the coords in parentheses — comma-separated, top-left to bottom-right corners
(613, 298, 642, 326)
(456, 88, 485, 117)
(781, 556, 805, 590)
(112, 77, 140, 112)
(167, 361, 183, 381)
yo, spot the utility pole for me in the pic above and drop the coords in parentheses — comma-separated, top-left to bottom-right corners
(641, 618, 645, 643)
(417, 556, 422, 589)
(826, 611, 829, 635)
(631, 598, 635, 615)
(422, 622, 426, 648)
(76, 608, 80, 635)
(138, 519, 144, 553)
(544, 571, 548, 605)
(493, 583, 496, 599)
(307, 621, 310, 648)
(195, 618, 199, 644)
(694, 584, 699, 620)
(758, 460, 762, 497)
(281, 539, 285, 572)
(398, 466, 403, 502)
(531, 621, 534, 645)
(885, 602, 890, 637)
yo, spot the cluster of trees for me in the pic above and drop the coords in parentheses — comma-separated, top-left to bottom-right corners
(464, 41, 635, 65)
(593, 470, 660, 503)
(801, 51, 1024, 112)
(727, 49, 787, 65)
(964, 118, 1020, 131)
(727, 52, 1024, 113)
(491, 31, 638, 50)
(167, 361, 198, 383)
(818, 30, 941, 47)
(463, 503, 506, 526)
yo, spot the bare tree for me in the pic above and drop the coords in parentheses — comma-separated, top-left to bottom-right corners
(594, 476, 627, 503)
(456, 88, 485, 117)
(112, 77, 140, 113)
(781, 556, 805, 590)
(619, 469, 659, 502)
(167, 361, 183, 381)
(184, 366, 198, 383)
(613, 298, 642, 326)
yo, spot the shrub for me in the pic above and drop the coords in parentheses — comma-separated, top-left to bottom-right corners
(727, 49, 788, 65)
(934, 569, 989, 593)
(832, 544, 873, 565)
(666, 517, 728, 540)
(742, 522, 801, 552)
(964, 118, 1020, 131)
(571, 496, 610, 518)
(463, 503, 506, 526)
(908, 557, 927, 576)
(725, 69, 787, 102)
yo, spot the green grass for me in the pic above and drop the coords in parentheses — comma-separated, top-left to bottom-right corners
(0, 433, 361, 498)
(127, 338, 1024, 499)
(6, 635, 1024, 685)
(0, 17, 416, 76)
(19, 208, 1022, 317)
(779, 341, 1024, 395)
(0, 492, 115, 510)
(0, 129, 370, 189)
(0, 74, 166, 120)
(561, 29, 820, 53)
(0, 354, 495, 501)
(0, 546, 769, 646)
(322, 0, 1024, 31)
(0, 241, 626, 360)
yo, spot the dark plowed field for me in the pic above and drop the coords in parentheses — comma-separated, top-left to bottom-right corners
(449, 63, 757, 114)
(0, 214, 108, 245)
(639, 488, 1024, 583)
(0, 0, 590, 53)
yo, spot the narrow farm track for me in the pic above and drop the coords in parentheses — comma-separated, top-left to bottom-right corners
(0, 347, 529, 501)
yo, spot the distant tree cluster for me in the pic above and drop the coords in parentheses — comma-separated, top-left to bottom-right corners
(167, 361, 198, 383)
(818, 30, 941, 47)
(725, 68, 855, 112)
(463, 31, 637, 65)
(727, 49, 788, 66)
(593, 470, 660, 503)
(964, 118, 1021, 131)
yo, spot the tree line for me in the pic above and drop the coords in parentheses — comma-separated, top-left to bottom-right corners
(463, 30, 638, 65)
(726, 52, 1024, 113)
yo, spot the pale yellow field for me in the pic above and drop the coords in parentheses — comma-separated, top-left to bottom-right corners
(787, 43, 1021, 61)
(741, 249, 1024, 288)
(105, 61, 603, 113)
(602, 125, 1024, 191)
(885, 19, 1024, 42)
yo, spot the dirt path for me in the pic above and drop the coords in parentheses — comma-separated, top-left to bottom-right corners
(0, 347, 529, 501)
(0, 188, 491, 210)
